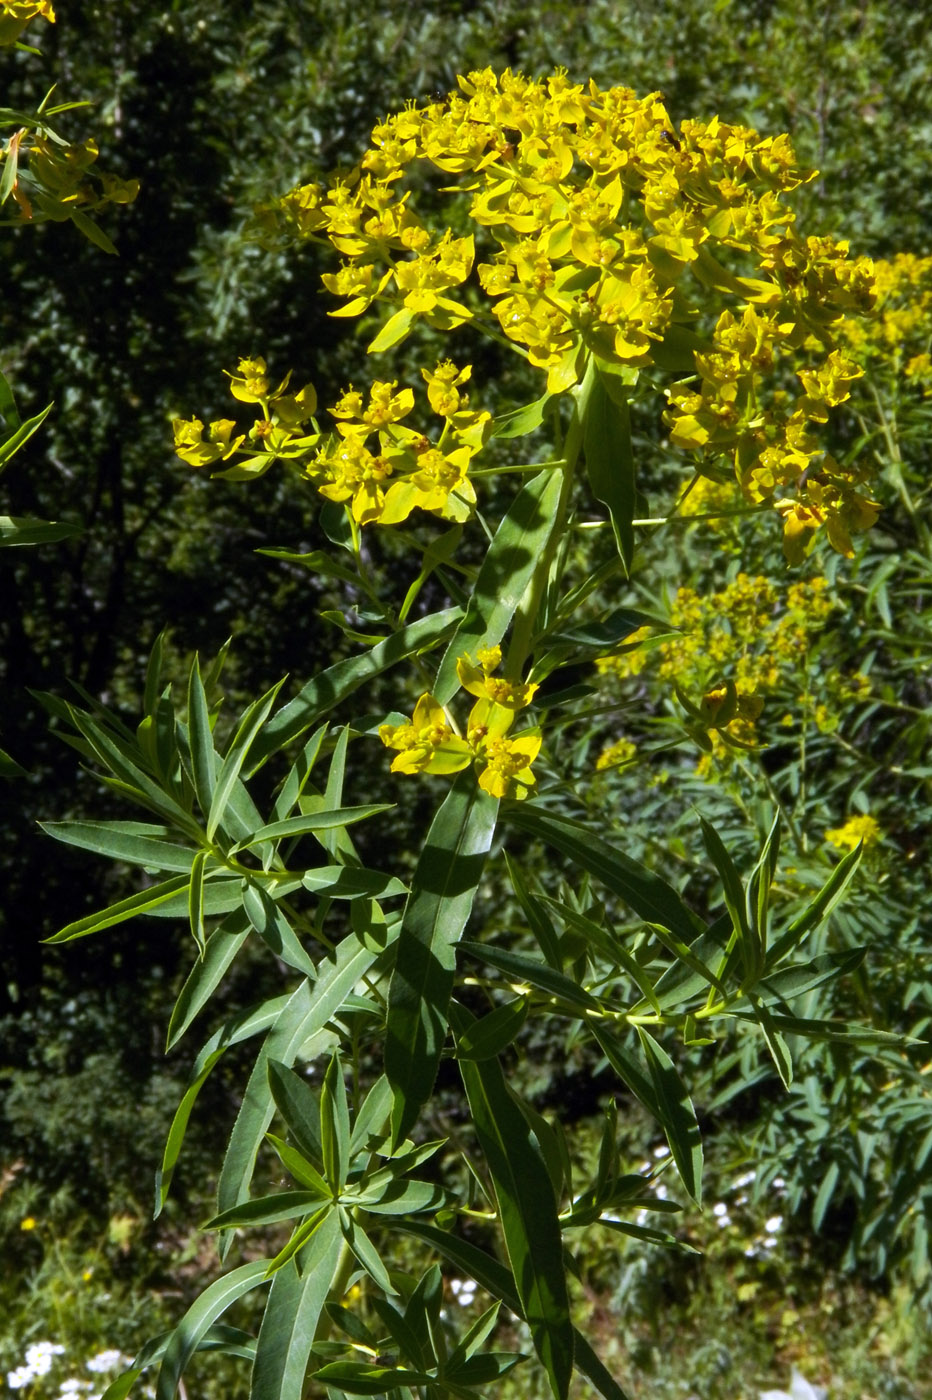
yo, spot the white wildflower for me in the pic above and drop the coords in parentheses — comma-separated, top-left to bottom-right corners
(759, 1366, 827, 1400)
(86, 1350, 128, 1375)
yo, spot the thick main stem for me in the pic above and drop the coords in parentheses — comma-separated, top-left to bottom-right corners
(505, 355, 596, 678)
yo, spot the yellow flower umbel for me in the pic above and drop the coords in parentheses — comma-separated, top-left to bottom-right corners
(379, 695, 472, 776)
(467, 697, 542, 799)
(456, 645, 539, 710)
(248, 65, 880, 558)
(380, 651, 541, 799)
(824, 814, 881, 853)
(173, 358, 319, 480)
(309, 365, 489, 526)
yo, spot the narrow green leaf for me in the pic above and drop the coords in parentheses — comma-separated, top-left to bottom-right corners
(248, 608, 461, 770)
(265, 1135, 329, 1194)
(188, 849, 207, 957)
(456, 998, 528, 1061)
(508, 807, 700, 942)
(39, 821, 196, 873)
(768, 843, 864, 963)
(0, 398, 53, 465)
(155, 1261, 268, 1400)
(700, 816, 749, 942)
(635, 1028, 703, 1205)
(0, 744, 27, 778)
(759, 948, 866, 1004)
(268, 1060, 324, 1166)
(205, 1191, 327, 1231)
(302, 865, 407, 901)
(44, 874, 191, 943)
(155, 995, 291, 1215)
(207, 681, 284, 842)
(242, 880, 318, 978)
(270, 726, 328, 824)
(70, 207, 119, 254)
(143, 631, 167, 717)
(320, 1052, 350, 1188)
(503, 852, 562, 969)
(231, 805, 393, 850)
(216, 937, 378, 1237)
(394, 1222, 629, 1400)
(167, 910, 252, 1050)
(314, 1362, 432, 1395)
(451, 1002, 573, 1400)
(433, 467, 565, 704)
(187, 656, 216, 816)
(0, 514, 81, 545)
(583, 363, 635, 572)
(250, 1213, 343, 1400)
(339, 1211, 397, 1295)
(385, 773, 499, 1145)
(812, 1161, 840, 1231)
(492, 390, 553, 439)
(459, 940, 599, 1013)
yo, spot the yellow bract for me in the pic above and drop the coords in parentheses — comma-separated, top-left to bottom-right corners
(380, 654, 541, 798)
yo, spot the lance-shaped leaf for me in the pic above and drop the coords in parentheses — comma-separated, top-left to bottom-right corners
(230, 804, 393, 851)
(394, 1222, 629, 1400)
(216, 936, 378, 1243)
(459, 940, 599, 1014)
(250, 1212, 343, 1400)
(40, 820, 197, 873)
(207, 680, 285, 842)
(241, 879, 318, 979)
(635, 1027, 703, 1205)
(167, 909, 253, 1049)
(186, 656, 217, 815)
(592, 1024, 703, 1204)
(450, 1001, 573, 1400)
(44, 874, 192, 944)
(0, 514, 82, 545)
(155, 1261, 269, 1400)
(433, 466, 565, 704)
(766, 842, 864, 965)
(508, 807, 700, 942)
(248, 608, 461, 771)
(583, 361, 635, 573)
(267, 1059, 324, 1166)
(385, 773, 499, 1146)
(155, 994, 291, 1215)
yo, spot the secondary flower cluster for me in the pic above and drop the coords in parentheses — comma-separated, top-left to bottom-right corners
(254, 66, 879, 558)
(837, 252, 932, 393)
(174, 358, 490, 526)
(379, 646, 541, 799)
(173, 358, 319, 480)
(597, 573, 869, 771)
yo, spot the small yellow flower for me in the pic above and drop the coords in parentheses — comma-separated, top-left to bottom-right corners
(19, 1215, 37, 1231)
(824, 814, 881, 852)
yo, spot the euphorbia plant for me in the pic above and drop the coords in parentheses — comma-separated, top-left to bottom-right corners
(42, 68, 898, 1400)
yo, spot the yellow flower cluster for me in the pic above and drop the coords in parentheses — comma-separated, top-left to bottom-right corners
(312, 362, 490, 525)
(596, 573, 866, 767)
(255, 66, 878, 558)
(838, 252, 932, 394)
(824, 813, 881, 852)
(173, 358, 319, 480)
(0, 130, 139, 228)
(174, 358, 490, 527)
(379, 647, 541, 799)
(0, 0, 54, 45)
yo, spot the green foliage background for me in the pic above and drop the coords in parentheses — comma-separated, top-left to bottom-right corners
(2, 2, 931, 1397)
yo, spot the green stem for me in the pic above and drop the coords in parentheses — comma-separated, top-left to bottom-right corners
(505, 355, 596, 677)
